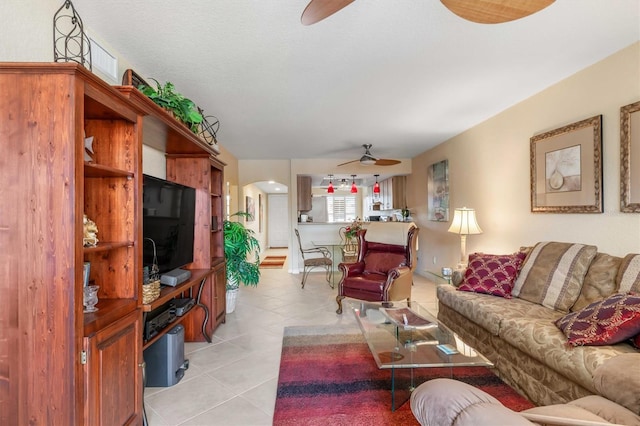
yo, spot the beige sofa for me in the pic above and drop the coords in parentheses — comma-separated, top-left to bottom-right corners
(436, 243, 640, 416)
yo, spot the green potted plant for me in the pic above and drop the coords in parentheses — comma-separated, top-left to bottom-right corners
(224, 211, 261, 313)
(138, 79, 203, 133)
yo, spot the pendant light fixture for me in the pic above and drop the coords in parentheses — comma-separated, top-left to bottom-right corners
(327, 174, 335, 194)
(350, 175, 358, 193)
(373, 174, 380, 194)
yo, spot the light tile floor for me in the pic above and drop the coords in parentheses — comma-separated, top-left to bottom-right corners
(144, 249, 440, 426)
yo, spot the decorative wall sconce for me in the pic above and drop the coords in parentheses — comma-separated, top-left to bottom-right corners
(53, 0, 92, 70)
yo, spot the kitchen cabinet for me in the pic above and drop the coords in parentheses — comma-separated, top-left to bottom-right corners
(379, 176, 407, 210)
(297, 175, 313, 211)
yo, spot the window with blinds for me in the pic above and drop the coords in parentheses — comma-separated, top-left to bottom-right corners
(327, 196, 357, 222)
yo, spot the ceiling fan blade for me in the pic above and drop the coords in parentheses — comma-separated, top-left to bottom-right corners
(375, 159, 401, 166)
(337, 159, 360, 167)
(440, 0, 554, 24)
(301, 0, 355, 26)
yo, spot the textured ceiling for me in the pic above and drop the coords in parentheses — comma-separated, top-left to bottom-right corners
(73, 0, 640, 163)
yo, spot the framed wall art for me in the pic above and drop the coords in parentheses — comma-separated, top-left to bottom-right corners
(245, 195, 255, 221)
(620, 100, 640, 212)
(427, 159, 449, 221)
(530, 115, 602, 213)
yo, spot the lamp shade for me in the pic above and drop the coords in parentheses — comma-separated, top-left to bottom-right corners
(448, 207, 482, 235)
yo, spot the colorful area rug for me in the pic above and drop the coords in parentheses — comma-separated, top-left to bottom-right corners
(259, 255, 286, 269)
(273, 325, 534, 426)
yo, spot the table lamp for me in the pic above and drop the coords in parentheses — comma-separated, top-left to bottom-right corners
(448, 207, 483, 269)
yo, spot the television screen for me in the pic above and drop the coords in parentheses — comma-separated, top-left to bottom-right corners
(142, 174, 196, 275)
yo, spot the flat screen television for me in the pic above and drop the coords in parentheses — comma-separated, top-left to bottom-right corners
(142, 174, 196, 275)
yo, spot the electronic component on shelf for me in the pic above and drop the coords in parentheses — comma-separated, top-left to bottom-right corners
(173, 298, 195, 316)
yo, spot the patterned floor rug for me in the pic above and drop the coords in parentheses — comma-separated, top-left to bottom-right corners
(259, 255, 286, 268)
(273, 325, 534, 426)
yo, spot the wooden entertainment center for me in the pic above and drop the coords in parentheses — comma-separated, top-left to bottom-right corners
(0, 63, 226, 425)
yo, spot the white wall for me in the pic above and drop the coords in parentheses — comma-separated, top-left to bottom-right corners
(409, 42, 640, 276)
(242, 183, 268, 255)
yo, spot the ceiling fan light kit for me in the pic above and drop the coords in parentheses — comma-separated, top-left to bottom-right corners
(301, 0, 554, 26)
(337, 144, 401, 167)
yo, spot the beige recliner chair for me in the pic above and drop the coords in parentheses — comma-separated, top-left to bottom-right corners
(410, 378, 640, 426)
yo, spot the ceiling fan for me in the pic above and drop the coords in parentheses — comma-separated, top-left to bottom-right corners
(301, 0, 555, 26)
(337, 144, 401, 167)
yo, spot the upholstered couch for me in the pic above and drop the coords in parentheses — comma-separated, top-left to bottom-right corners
(436, 242, 640, 416)
(411, 378, 640, 426)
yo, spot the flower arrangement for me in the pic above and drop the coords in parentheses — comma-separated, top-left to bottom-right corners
(344, 217, 364, 240)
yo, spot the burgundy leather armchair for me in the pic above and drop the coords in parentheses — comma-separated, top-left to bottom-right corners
(336, 222, 419, 314)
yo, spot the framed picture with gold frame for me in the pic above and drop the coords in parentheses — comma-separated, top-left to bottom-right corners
(530, 115, 602, 213)
(620, 100, 640, 212)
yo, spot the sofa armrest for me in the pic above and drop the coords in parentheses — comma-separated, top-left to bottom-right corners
(593, 354, 640, 415)
(410, 378, 534, 426)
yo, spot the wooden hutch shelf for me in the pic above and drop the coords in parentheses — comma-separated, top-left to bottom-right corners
(2, 63, 226, 425)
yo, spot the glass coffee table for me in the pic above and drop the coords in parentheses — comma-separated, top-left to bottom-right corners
(350, 300, 493, 411)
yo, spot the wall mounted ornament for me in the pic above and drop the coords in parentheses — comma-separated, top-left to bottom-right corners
(53, 0, 92, 70)
(620, 100, 640, 212)
(530, 115, 603, 213)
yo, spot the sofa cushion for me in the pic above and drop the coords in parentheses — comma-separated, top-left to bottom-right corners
(499, 316, 638, 393)
(512, 241, 597, 312)
(556, 293, 640, 346)
(617, 253, 640, 293)
(458, 252, 527, 298)
(523, 395, 640, 425)
(437, 285, 561, 336)
(593, 354, 640, 415)
(572, 252, 621, 312)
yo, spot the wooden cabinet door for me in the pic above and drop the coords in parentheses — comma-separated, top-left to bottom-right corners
(391, 176, 407, 210)
(297, 175, 312, 211)
(84, 310, 143, 426)
(213, 262, 227, 326)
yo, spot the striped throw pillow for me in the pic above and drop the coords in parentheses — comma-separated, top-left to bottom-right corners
(512, 242, 597, 312)
(616, 254, 640, 294)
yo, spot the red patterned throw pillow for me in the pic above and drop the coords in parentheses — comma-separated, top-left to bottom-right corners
(555, 293, 640, 346)
(458, 252, 527, 298)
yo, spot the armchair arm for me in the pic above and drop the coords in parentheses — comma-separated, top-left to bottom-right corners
(339, 261, 365, 277)
(384, 266, 412, 301)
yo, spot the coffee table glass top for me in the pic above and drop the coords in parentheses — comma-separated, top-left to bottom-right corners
(350, 300, 493, 369)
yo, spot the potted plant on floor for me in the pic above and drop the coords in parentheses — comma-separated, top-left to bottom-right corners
(224, 211, 261, 313)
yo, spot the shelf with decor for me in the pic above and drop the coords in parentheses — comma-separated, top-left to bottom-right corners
(116, 77, 227, 341)
(1, 62, 144, 425)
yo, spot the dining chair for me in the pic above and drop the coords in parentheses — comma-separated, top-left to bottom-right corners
(294, 229, 333, 288)
(338, 226, 359, 263)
